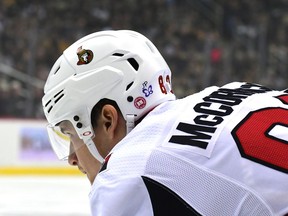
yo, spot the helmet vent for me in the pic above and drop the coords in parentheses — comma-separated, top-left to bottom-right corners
(45, 100, 52, 113)
(112, 53, 139, 71)
(47, 106, 53, 114)
(54, 92, 64, 104)
(54, 66, 61, 75)
(127, 58, 139, 71)
(126, 82, 134, 91)
(45, 100, 51, 107)
(54, 89, 64, 104)
(112, 53, 124, 57)
(45, 89, 64, 114)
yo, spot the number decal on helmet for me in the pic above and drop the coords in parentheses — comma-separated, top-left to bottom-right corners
(158, 75, 172, 94)
(158, 75, 167, 94)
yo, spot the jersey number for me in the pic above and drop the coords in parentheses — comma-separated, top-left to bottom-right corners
(232, 95, 288, 173)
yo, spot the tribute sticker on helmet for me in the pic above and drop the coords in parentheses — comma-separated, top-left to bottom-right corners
(134, 97, 146, 109)
(76, 46, 94, 65)
(142, 81, 153, 97)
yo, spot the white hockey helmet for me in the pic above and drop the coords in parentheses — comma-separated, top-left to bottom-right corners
(42, 30, 176, 162)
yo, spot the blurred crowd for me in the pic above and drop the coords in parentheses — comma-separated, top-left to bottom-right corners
(0, 0, 288, 118)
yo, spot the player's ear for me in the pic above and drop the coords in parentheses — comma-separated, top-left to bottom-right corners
(100, 104, 119, 136)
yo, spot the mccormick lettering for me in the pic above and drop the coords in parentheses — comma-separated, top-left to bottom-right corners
(169, 83, 272, 148)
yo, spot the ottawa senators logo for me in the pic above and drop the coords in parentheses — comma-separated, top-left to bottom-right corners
(76, 46, 94, 65)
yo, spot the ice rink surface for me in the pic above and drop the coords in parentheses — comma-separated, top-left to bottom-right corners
(0, 176, 91, 216)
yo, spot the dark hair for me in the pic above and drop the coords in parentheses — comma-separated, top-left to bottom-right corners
(90, 98, 122, 128)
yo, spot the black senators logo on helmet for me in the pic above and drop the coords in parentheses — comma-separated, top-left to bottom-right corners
(77, 46, 94, 65)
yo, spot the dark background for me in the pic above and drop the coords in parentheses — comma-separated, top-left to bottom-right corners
(1, 0, 287, 118)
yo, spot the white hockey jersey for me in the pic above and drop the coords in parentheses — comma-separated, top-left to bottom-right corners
(89, 82, 288, 216)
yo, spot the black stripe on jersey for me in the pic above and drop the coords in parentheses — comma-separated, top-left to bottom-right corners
(99, 161, 108, 173)
(142, 176, 201, 216)
(99, 154, 112, 173)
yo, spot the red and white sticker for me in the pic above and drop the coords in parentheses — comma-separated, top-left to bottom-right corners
(83, 131, 92, 136)
(134, 97, 146, 109)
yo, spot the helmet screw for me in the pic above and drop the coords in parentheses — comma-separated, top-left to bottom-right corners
(76, 122, 83, 128)
(127, 96, 133, 102)
(73, 115, 80, 121)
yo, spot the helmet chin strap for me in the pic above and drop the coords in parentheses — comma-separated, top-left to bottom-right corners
(85, 138, 104, 163)
(126, 114, 135, 134)
(85, 114, 135, 162)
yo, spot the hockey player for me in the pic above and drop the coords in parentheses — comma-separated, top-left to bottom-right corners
(42, 30, 288, 216)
